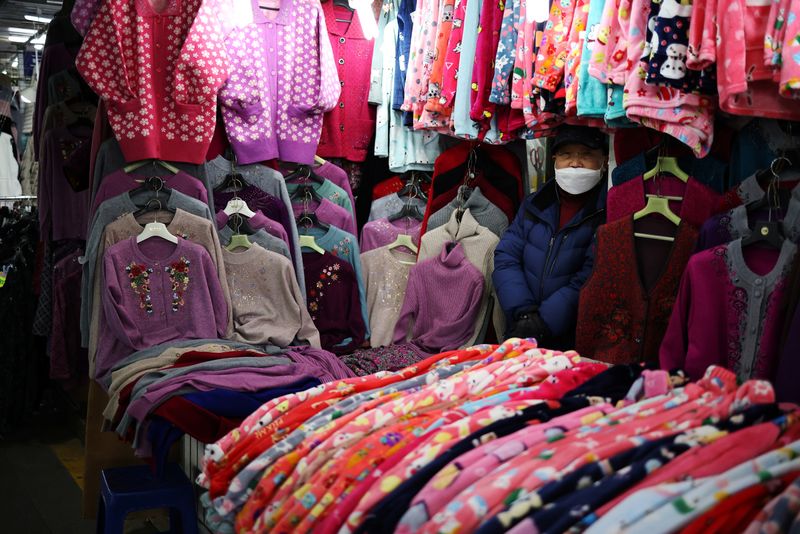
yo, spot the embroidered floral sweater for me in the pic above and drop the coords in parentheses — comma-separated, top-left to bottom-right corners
(218, 0, 340, 165)
(97, 237, 229, 381)
(76, 0, 232, 164)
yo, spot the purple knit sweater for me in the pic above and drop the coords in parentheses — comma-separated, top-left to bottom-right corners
(96, 237, 228, 381)
(393, 241, 485, 352)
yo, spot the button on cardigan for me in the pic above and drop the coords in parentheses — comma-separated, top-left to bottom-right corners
(76, 0, 232, 164)
(218, 0, 341, 164)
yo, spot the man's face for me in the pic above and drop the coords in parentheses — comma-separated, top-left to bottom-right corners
(553, 143, 606, 170)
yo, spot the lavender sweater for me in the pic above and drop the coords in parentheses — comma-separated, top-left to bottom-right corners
(393, 242, 485, 352)
(97, 237, 229, 381)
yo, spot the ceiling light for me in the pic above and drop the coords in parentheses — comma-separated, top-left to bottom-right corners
(6, 36, 29, 43)
(31, 35, 46, 45)
(8, 27, 37, 35)
(24, 15, 53, 24)
(11, 59, 18, 68)
(1, 71, 7, 75)
(33, 44, 43, 50)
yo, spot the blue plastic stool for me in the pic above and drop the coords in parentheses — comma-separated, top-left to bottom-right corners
(96, 463, 198, 534)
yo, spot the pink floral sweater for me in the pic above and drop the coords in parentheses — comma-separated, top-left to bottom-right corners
(76, 0, 232, 164)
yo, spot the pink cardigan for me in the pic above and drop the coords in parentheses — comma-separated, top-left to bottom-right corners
(218, 0, 340, 164)
(76, 0, 232, 164)
(316, 1, 376, 162)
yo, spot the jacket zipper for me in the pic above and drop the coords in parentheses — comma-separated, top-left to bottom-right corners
(548, 233, 569, 276)
(539, 236, 556, 299)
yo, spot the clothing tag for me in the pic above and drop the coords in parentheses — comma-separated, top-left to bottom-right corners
(745, 0, 771, 5)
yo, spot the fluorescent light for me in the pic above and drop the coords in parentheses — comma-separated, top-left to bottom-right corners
(6, 36, 29, 43)
(31, 35, 45, 45)
(24, 15, 52, 24)
(11, 59, 18, 68)
(9, 27, 37, 35)
(1, 71, 7, 75)
(33, 44, 43, 50)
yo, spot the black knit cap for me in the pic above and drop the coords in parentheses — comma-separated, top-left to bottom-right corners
(552, 125, 608, 154)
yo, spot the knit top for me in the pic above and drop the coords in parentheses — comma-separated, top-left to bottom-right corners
(360, 217, 422, 253)
(302, 251, 366, 354)
(660, 238, 798, 381)
(292, 198, 356, 236)
(217, 225, 290, 260)
(361, 246, 416, 347)
(426, 186, 509, 238)
(97, 237, 229, 382)
(393, 241, 485, 352)
(223, 245, 320, 348)
(91, 170, 209, 219)
(215, 210, 290, 249)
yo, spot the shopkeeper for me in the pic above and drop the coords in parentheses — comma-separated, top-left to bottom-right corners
(493, 125, 608, 349)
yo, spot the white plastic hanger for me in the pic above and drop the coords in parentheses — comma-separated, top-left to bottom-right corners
(137, 221, 178, 244)
(299, 234, 325, 254)
(223, 197, 256, 218)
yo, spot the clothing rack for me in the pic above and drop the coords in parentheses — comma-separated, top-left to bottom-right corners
(0, 196, 37, 200)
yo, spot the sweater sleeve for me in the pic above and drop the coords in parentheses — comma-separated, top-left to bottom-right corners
(393, 267, 420, 344)
(102, 253, 182, 351)
(75, 0, 137, 108)
(201, 251, 230, 339)
(174, 0, 231, 108)
(287, 260, 322, 348)
(659, 261, 692, 375)
(492, 206, 537, 320)
(203, 219, 234, 338)
(288, 4, 341, 117)
(686, 0, 716, 71)
(218, 30, 265, 122)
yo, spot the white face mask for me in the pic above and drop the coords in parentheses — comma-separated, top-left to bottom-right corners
(554, 167, 604, 195)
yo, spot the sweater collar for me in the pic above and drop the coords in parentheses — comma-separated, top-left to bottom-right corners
(452, 186, 491, 213)
(440, 241, 467, 268)
(444, 207, 481, 241)
(321, 0, 365, 38)
(250, 0, 291, 25)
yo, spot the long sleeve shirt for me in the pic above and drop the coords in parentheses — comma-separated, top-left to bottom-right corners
(393, 241, 485, 352)
(361, 246, 416, 347)
(660, 238, 798, 381)
(97, 237, 229, 381)
(223, 245, 320, 348)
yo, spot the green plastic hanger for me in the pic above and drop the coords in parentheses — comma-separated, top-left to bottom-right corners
(225, 233, 252, 251)
(299, 234, 325, 254)
(643, 156, 689, 182)
(633, 196, 681, 242)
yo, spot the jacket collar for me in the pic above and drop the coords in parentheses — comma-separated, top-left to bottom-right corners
(444, 208, 481, 241)
(526, 178, 607, 229)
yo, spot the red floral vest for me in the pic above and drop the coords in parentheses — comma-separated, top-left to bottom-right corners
(576, 217, 698, 364)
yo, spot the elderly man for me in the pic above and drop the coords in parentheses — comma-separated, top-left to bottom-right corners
(493, 125, 609, 349)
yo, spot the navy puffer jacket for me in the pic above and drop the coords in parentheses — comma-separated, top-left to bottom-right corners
(492, 179, 606, 350)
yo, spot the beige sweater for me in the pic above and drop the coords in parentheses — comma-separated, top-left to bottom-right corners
(223, 245, 321, 348)
(88, 209, 232, 377)
(419, 208, 501, 346)
(361, 246, 416, 347)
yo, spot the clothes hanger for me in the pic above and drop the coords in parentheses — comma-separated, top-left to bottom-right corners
(299, 234, 325, 254)
(642, 156, 689, 182)
(225, 214, 253, 251)
(285, 164, 325, 185)
(136, 198, 178, 244)
(214, 154, 249, 192)
(387, 234, 419, 260)
(743, 165, 787, 249)
(224, 197, 256, 218)
(131, 178, 175, 217)
(123, 159, 180, 175)
(226, 212, 255, 234)
(632, 196, 681, 242)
